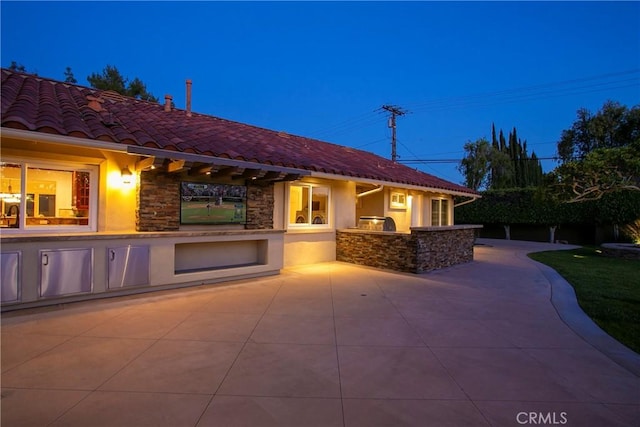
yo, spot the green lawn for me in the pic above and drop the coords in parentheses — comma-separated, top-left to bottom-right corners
(528, 247, 640, 354)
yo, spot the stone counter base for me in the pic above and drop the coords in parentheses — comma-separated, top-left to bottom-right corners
(336, 226, 481, 273)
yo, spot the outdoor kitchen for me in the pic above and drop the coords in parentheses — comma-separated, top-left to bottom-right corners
(336, 224, 481, 273)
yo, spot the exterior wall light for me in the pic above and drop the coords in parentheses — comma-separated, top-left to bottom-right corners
(121, 166, 133, 185)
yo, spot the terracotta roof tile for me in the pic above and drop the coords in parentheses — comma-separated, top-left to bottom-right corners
(1, 69, 476, 195)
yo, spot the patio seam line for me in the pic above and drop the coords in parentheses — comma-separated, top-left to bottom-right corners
(376, 277, 494, 427)
(40, 339, 159, 426)
(329, 272, 347, 427)
(0, 334, 76, 376)
(81, 304, 196, 393)
(530, 257, 640, 378)
(192, 278, 285, 427)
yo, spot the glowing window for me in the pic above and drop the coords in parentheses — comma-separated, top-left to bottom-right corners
(289, 184, 330, 227)
(0, 161, 97, 232)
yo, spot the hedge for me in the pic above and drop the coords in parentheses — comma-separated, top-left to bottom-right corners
(456, 188, 640, 226)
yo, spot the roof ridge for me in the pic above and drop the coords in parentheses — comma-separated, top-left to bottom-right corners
(0, 68, 164, 107)
(2, 67, 98, 93)
(1, 68, 477, 196)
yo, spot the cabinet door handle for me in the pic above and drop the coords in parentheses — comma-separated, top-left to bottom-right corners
(110, 250, 116, 261)
(43, 254, 49, 266)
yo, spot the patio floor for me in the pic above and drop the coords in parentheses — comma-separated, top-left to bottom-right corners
(1, 239, 638, 426)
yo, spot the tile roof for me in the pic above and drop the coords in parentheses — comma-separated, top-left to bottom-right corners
(1, 69, 476, 195)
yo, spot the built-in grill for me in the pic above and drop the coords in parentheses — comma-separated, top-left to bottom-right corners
(358, 216, 396, 232)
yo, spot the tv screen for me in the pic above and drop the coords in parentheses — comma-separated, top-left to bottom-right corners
(180, 182, 247, 225)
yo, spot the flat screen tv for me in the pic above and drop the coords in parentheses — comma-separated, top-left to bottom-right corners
(180, 182, 247, 225)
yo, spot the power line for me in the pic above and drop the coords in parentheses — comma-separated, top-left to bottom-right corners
(353, 137, 389, 149)
(305, 69, 639, 142)
(398, 156, 559, 164)
(308, 110, 385, 140)
(399, 140, 560, 160)
(395, 140, 463, 183)
(411, 69, 640, 112)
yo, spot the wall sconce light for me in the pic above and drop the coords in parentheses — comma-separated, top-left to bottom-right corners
(121, 166, 133, 185)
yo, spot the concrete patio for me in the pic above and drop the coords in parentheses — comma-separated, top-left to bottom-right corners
(1, 239, 638, 426)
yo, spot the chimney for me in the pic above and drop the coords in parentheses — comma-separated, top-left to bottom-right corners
(164, 94, 172, 112)
(186, 79, 192, 117)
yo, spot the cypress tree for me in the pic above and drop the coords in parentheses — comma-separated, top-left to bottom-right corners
(487, 126, 545, 189)
(490, 123, 499, 188)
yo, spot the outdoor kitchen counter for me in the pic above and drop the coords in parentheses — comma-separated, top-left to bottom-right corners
(0, 228, 284, 243)
(336, 225, 481, 273)
(1, 229, 285, 311)
(410, 224, 483, 232)
(338, 224, 482, 234)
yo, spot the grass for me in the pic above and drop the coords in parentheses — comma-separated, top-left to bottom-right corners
(528, 247, 640, 354)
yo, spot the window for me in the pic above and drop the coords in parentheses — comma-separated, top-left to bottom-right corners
(390, 191, 407, 209)
(0, 161, 97, 232)
(289, 184, 330, 227)
(431, 198, 450, 226)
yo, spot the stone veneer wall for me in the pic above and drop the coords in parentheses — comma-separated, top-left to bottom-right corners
(137, 171, 180, 231)
(245, 184, 274, 230)
(136, 170, 275, 232)
(336, 231, 416, 273)
(413, 228, 476, 272)
(336, 226, 478, 273)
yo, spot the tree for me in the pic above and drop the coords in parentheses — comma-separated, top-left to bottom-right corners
(87, 65, 127, 94)
(557, 101, 639, 163)
(87, 65, 158, 102)
(550, 141, 640, 202)
(126, 77, 157, 102)
(551, 101, 640, 202)
(488, 148, 513, 189)
(458, 138, 491, 191)
(64, 66, 77, 84)
(9, 61, 27, 73)
(464, 124, 543, 190)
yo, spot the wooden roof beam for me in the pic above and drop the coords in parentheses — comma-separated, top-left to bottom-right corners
(208, 166, 241, 179)
(240, 168, 263, 179)
(188, 163, 214, 176)
(135, 156, 156, 171)
(166, 159, 186, 173)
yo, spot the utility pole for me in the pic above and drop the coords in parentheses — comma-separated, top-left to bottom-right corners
(381, 105, 408, 162)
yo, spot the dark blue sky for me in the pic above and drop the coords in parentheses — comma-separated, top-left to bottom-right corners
(2, 1, 639, 185)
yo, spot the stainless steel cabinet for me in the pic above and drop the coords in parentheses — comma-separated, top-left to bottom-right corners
(107, 245, 150, 289)
(1, 251, 20, 303)
(40, 248, 93, 297)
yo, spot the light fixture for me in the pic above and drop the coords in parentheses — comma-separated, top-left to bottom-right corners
(121, 166, 133, 185)
(0, 179, 21, 202)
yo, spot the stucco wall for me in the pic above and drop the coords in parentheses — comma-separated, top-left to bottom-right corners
(281, 179, 355, 267)
(101, 152, 138, 232)
(284, 231, 337, 267)
(356, 189, 384, 219)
